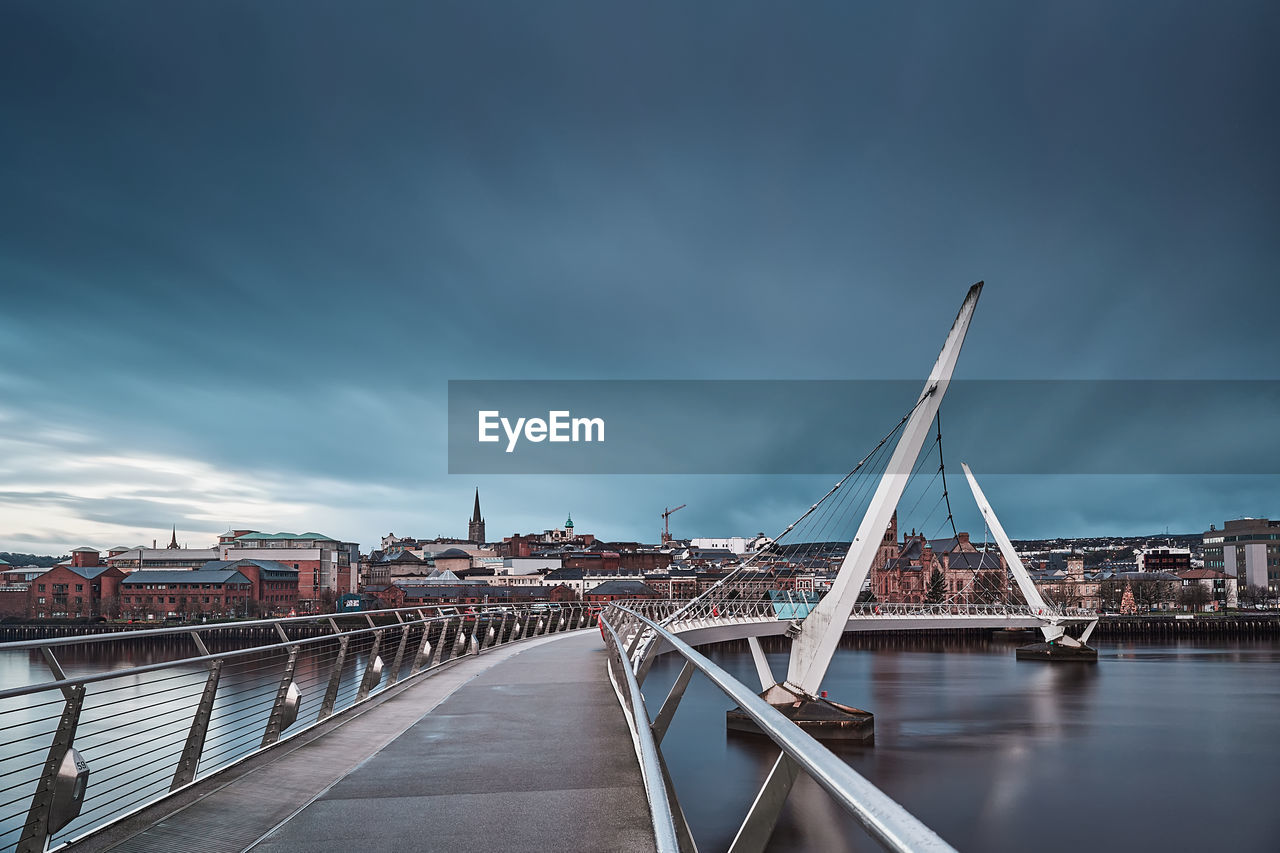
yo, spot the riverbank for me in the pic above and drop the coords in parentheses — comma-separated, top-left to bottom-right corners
(1093, 612, 1280, 636)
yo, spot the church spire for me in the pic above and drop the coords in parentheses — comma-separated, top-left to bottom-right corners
(468, 489, 486, 544)
(167, 525, 179, 549)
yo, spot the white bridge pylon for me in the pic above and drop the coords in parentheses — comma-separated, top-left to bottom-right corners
(961, 463, 1098, 647)
(777, 282, 985, 701)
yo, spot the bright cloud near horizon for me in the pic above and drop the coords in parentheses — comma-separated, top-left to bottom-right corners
(1, 2, 1278, 555)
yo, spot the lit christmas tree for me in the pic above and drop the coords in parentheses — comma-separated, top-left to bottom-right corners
(1119, 582, 1137, 615)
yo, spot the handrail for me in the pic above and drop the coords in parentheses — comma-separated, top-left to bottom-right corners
(601, 604, 959, 853)
(0, 602, 595, 853)
(639, 598, 1096, 625)
(0, 605, 537, 701)
(598, 611, 680, 853)
(0, 604, 463, 652)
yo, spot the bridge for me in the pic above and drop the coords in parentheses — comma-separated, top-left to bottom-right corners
(643, 599, 1094, 647)
(0, 596, 1084, 853)
(0, 284, 1101, 851)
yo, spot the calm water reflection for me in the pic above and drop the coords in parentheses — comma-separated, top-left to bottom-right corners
(642, 635, 1280, 852)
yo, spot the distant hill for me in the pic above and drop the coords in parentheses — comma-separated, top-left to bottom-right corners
(1010, 533, 1201, 552)
(0, 552, 65, 568)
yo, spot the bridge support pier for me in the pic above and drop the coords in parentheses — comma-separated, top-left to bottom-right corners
(727, 683, 874, 742)
(1016, 618, 1099, 662)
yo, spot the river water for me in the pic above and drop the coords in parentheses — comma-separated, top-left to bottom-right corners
(1, 634, 1277, 852)
(641, 634, 1280, 852)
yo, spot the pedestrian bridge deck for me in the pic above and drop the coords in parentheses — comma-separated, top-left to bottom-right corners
(70, 630, 654, 853)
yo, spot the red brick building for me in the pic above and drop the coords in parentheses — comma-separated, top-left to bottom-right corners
(216, 532, 356, 611)
(564, 552, 621, 573)
(26, 549, 125, 619)
(870, 513, 1006, 604)
(547, 584, 578, 602)
(390, 584, 556, 606)
(0, 559, 39, 617)
(585, 580, 661, 602)
(117, 559, 299, 620)
(497, 517, 596, 558)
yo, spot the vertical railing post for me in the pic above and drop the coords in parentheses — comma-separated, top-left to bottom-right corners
(410, 620, 433, 675)
(318, 634, 350, 721)
(17, 667, 86, 853)
(431, 618, 452, 666)
(357, 629, 385, 700)
(650, 660, 695, 745)
(453, 618, 470, 657)
(171, 658, 222, 790)
(727, 752, 801, 853)
(261, 646, 301, 747)
(388, 624, 411, 685)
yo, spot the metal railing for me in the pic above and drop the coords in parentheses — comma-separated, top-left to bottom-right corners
(610, 597, 1078, 628)
(0, 603, 595, 853)
(599, 604, 959, 853)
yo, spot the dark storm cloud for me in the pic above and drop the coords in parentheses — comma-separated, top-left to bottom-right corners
(1, 1, 1277, 548)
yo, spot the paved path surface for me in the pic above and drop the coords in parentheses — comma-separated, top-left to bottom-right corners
(77, 630, 655, 853)
(249, 629, 655, 853)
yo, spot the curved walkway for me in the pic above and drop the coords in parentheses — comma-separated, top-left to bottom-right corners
(73, 630, 655, 853)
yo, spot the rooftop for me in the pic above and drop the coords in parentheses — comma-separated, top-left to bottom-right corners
(121, 570, 252, 585)
(589, 580, 659, 596)
(201, 559, 300, 576)
(65, 564, 119, 580)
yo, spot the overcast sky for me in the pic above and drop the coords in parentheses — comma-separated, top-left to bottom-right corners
(2, 2, 1277, 554)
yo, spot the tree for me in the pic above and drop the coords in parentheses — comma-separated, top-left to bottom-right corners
(1099, 579, 1126, 612)
(1119, 583, 1137, 614)
(925, 567, 946, 604)
(1130, 578, 1177, 611)
(1179, 582, 1210, 612)
(1240, 584, 1268, 608)
(318, 588, 337, 613)
(1129, 579, 1153, 610)
(1041, 582, 1075, 610)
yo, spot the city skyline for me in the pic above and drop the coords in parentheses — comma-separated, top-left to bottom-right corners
(3, 2, 1278, 553)
(0, 487, 1258, 559)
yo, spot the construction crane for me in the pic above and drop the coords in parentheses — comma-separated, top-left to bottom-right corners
(661, 504, 686, 545)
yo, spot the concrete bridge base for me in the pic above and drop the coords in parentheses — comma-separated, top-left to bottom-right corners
(727, 694, 874, 742)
